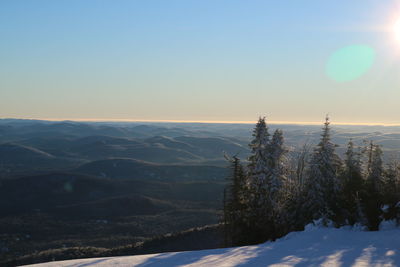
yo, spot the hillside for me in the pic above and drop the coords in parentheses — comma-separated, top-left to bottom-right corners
(26, 224, 400, 267)
(4, 225, 222, 266)
(2, 120, 400, 265)
(0, 173, 225, 263)
(2, 121, 400, 177)
(75, 158, 227, 181)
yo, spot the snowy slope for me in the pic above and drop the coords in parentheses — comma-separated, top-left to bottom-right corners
(25, 224, 400, 267)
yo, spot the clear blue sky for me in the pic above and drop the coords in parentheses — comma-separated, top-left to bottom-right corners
(1, 0, 400, 124)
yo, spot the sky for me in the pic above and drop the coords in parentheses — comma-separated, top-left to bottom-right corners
(1, 0, 400, 125)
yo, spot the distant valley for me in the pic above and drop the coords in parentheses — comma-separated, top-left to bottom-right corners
(1, 119, 400, 265)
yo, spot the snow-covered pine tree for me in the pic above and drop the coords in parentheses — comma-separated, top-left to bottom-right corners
(341, 140, 365, 225)
(363, 142, 384, 230)
(281, 149, 308, 234)
(267, 129, 288, 199)
(248, 117, 270, 188)
(246, 117, 276, 243)
(303, 116, 342, 224)
(367, 142, 384, 190)
(247, 117, 270, 214)
(265, 129, 289, 236)
(382, 161, 400, 222)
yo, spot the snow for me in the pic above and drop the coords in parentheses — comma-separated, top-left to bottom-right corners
(25, 224, 400, 267)
(379, 220, 398, 231)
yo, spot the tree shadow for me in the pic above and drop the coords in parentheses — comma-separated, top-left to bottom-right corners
(132, 245, 265, 267)
(60, 230, 399, 267)
(67, 257, 112, 267)
(132, 230, 399, 266)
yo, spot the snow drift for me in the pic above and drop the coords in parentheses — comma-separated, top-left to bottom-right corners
(25, 224, 400, 267)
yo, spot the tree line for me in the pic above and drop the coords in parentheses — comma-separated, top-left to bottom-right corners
(222, 116, 400, 246)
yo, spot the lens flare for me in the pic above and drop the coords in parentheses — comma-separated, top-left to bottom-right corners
(326, 45, 375, 83)
(64, 182, 73, 193)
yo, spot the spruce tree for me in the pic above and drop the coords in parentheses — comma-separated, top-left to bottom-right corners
(246, 117, 278, 243)
(303, 116, 342, 224)
(281, 171, 307, 233)
(265, 129, 289, 236)
(248, 117, 270, 188)
(382, 161, 400, 222)
(341, 140, 365, 225)
(223, 156, 249, 246)
(267, 129, 287, 198)
(363, 142, 384, 230)
(288, 144, 311, 230)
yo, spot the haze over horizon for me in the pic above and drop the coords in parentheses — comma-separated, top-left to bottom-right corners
(1, 1, 400, 124)
(3, 117, 400, 127)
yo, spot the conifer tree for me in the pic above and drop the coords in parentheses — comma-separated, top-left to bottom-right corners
(223, 156, 249, 246)
(363, 142, 384, 230)
(341, 140, 365, 225)
(247, 117, 270, 207)
(303, 116, 342, 223)
(248, 117, 270, 188)
(267, 129, 287, 198)
(246, 117, 274, 243)
(281, 170, 307, 233)
(222, 115, 400, 247)
(265, 129, 289, 235)
(288, 144, 311, 230)
(381, 161, 400, 222)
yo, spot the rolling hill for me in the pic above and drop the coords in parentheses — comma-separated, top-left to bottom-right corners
(0, 172, 226, 264)
(75, 158, 228, 181)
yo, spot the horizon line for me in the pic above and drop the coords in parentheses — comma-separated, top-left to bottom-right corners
(1, 117, 400, 127)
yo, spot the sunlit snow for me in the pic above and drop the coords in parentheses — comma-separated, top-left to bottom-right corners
(26, 224, 399, 267)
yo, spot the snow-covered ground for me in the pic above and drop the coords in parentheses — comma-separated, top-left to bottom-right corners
(26, 223, 400, 267)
